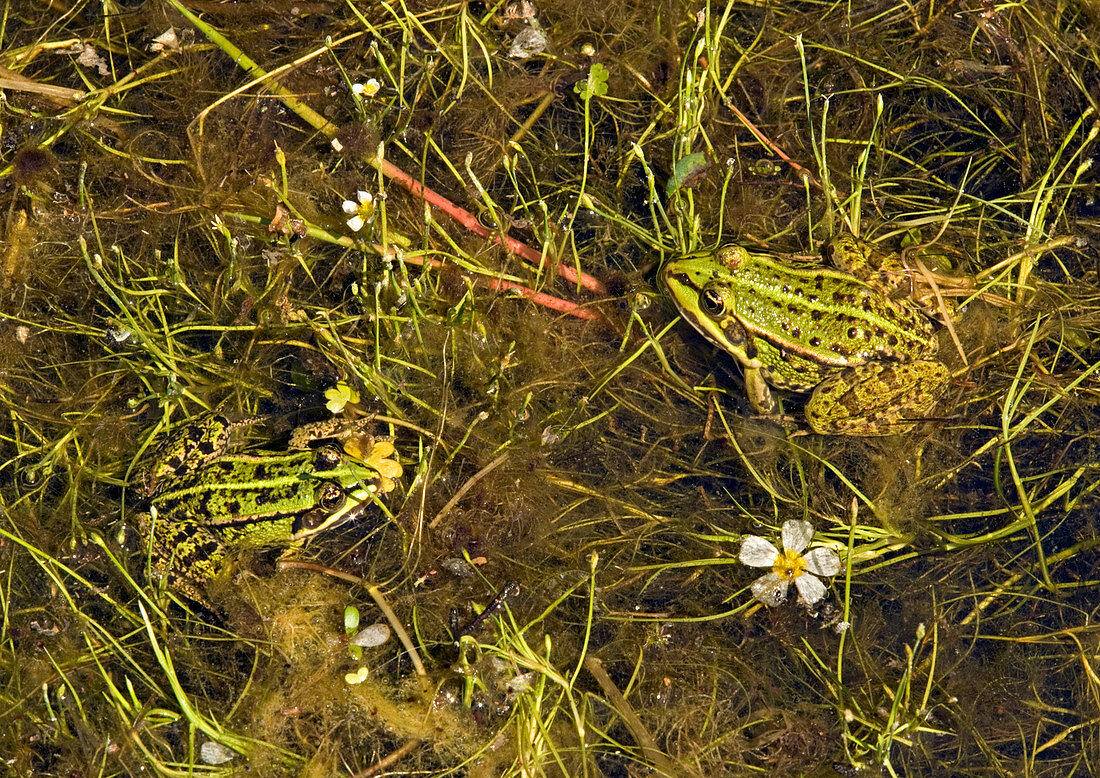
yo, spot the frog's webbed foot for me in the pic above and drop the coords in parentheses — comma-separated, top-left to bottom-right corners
(287, 415, 377, 449)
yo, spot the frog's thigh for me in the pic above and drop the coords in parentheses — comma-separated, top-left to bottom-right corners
(141, 514, 228, 603)
(805, 360, 949, 436)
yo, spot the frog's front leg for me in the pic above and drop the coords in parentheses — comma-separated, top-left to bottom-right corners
(805, 360, 949, 436)
(744, 366, 781, 415)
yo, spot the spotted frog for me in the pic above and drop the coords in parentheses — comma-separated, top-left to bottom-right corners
(662, 235, 950, 435)
(133, 413, 402, 606)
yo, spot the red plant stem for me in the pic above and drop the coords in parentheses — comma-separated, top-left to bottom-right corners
(395, 250, 603, 322)
(722, 100, 821, 190)
(378, 159, 607, 296)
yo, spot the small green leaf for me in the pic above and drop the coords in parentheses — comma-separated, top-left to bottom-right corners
(574, 62, 608, 99)
(344, 605, 360, 633)
(326, 381, 360, 414)
(666, 152, 709, 196)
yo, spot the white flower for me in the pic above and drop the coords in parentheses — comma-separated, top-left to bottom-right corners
(351, 78, 381, 97)
(739, 520, 841, 607)
(341, 190, 374, 232)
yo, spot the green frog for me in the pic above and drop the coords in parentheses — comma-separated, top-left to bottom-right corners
(133, 413, 402, 606)
(662, 235, 951, 435)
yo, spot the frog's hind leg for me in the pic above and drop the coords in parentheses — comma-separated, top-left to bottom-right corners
(137, 511, 227, 610)
(805, 360, 949, 436)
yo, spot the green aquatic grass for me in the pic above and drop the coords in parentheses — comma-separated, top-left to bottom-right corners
(1, 0, 1099, 775)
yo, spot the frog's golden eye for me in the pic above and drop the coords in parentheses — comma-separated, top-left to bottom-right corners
(315, 482, 346, 513)
(314, 446, 343, 471)
(700, 284, 727, 318)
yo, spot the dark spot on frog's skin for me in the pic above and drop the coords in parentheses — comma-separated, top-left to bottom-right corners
(225, 499, 242, 515)
(810, 308, 823, 320)
(669, 272, 690, 286)
(847, 327, 858, 339)
(888, 334, 899, 346)
(814, 275, 825, 289)
(252, 464, 268, 480)
(809, 337, 822, 347)
(791, 327, 802, 339)
(782, 284, 790, 294)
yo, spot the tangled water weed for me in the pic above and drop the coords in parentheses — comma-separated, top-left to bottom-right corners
(0, 1, 1098, 776)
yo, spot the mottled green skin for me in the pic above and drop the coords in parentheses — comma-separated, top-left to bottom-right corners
(663, 237, 950, 435)
(135, 414, 386, 606)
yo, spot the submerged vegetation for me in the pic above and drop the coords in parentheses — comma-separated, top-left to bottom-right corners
(2, 0, 1099, 775)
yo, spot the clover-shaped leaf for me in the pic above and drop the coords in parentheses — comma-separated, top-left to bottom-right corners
(574, 62, 608, 99)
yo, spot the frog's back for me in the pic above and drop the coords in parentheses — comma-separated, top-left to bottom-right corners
(730, 255, 937, 367)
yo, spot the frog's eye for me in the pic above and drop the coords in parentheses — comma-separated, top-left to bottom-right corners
(700, 284, 727, 318)
(314, 446, 343, 471)
(315, 483, 347, 513)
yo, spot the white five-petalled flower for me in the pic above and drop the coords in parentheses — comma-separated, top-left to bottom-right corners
(341, 190, 375, 233)
(739, 520, 842, 607)
(351, 78, 381, 97)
